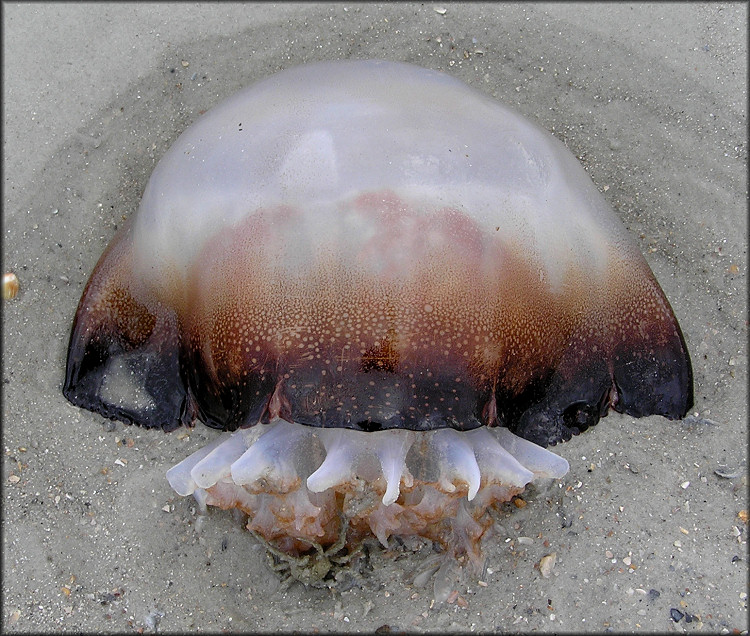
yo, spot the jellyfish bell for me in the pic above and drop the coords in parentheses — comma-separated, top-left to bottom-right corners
(64, 60, 692, 576)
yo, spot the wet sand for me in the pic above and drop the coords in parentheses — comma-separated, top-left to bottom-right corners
(3, 3, 747, 632)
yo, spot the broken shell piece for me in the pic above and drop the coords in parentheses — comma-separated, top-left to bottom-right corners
(539, 552, 557, 578)
(3, 273, 19, 300)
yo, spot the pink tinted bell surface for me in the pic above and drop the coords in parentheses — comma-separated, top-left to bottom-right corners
(64, 60, 692, 445)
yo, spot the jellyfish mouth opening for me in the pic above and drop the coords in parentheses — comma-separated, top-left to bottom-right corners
(166, 419, 568, 564)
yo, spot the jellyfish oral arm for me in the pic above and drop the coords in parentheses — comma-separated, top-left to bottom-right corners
(166, 418, 569, 560)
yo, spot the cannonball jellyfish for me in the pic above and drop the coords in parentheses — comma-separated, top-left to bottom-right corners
(64, 59, 692, 581)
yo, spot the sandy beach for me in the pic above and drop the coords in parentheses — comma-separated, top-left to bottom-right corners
(3, 3, 747, 632)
